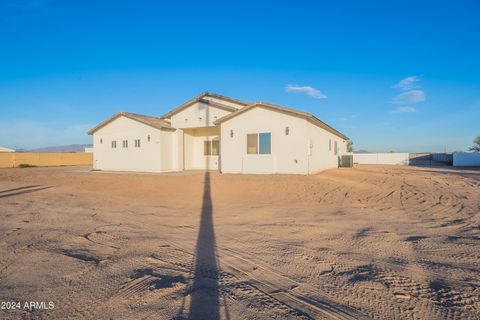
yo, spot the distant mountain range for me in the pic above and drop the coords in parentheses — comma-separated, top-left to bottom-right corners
(26, 144, 92, 152)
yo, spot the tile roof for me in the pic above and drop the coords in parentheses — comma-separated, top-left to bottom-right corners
(87, 112, 174, 135)
(160, 92, 250, 119)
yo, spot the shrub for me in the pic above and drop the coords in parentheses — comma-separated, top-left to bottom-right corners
(17, 163, 36, 168)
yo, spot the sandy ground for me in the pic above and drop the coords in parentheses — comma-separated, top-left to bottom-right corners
(0, 165, 479, 320)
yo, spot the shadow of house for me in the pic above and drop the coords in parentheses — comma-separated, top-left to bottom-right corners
(0, 185, 52, 199)
(0, 185, 43, 194)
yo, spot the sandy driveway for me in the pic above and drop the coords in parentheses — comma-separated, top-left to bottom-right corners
(0, 165, 479, 319)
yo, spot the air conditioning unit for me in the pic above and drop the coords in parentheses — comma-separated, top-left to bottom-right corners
(340, 155, 353, 168)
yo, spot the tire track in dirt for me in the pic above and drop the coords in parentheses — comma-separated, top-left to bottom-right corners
(157, 232, 367, 320)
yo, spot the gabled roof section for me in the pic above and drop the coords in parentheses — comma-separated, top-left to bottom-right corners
(161, 92, 250, 119)
(87, 112, 174, 135)
(214, 102, 349, 140)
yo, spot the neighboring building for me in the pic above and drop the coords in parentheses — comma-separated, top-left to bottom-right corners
(88, 93, 348, 174)
(0, 146, 15, 152)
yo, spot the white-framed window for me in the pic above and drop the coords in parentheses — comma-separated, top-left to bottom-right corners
(134, 139, 141, 148)
(123, 140, 128, 148)
(204, 139, 220, 155)
(111, 141, 117, 148)
(247, 132, 271, 154)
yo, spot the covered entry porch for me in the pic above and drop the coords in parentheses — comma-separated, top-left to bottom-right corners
(182, 126, 220, 171)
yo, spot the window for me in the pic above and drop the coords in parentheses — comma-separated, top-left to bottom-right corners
(111, 141, 116, 148)
(247, 134, 258, 154)
(147, 135, 150, 142)
(247, 132, 271, 154)
(123, 140, 128, 148)
(334, 141, 338, 155)
(212, 140, 219, 155)
(329, 139, 332, 151)
(259, 133, 271, 154)
(100, 138, 103, 144)
(135, 139, 140, 148)
(285, 126, 290, 135)
(204, 140, 220, 155)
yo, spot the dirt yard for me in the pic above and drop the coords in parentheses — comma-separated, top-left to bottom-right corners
(0, 165, 479, 319)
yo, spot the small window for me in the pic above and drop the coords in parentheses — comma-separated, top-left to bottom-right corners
(247, 132, 271, 155)
(329, 139, 332, 151)
(100, 138, 103, 144)
(147, 135, 150, 142)
(230, 129, 234, 138)
(247, 134, 258, 154)
(111, 141, 116, 148)
(204, 140, 220, 156)
(285, 126, 289, 135)
(211, 140, 219, 155)
(135, 139, 140, 148)
(123, 140, 128, 148)
(334, 141, 338, 155)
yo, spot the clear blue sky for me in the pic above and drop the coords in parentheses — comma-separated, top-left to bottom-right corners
(1, 0, 479, 152)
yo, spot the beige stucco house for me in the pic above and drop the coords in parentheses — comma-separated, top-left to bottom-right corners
(88, 93, 348, 174)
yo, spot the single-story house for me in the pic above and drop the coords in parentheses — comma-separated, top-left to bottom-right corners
(88, 93, 349, 174)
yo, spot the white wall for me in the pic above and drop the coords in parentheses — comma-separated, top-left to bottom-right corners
(453, 152, 480, 166)
(93, 116, 175, 172)
(174, 129, 184, 171)
(170, 102, 233, 129)
(306, 122, 346, 173)
(220, 107, 308, 174)
(220, 107, 344, 174)
(353, 153, 410, 165)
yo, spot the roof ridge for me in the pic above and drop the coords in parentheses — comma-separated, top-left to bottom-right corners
(88, 111, 173, 135)
(122, 111, 162, 119)
(161, 92, 250, 119)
